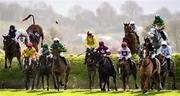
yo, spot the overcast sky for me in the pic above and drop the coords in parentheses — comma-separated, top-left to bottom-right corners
(0, 0, 180, 16)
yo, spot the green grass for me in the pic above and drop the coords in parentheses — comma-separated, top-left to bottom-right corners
(0, 89, 179, 96)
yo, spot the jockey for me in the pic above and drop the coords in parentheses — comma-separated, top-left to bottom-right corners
(118, 42, 132, 64)
(8, 25, 17, 39)
(22, 42, 38, 67)
(15, 29, 30, 45)
(130, 21, 140, 44)
(22, 42, 37, 59)
(158, 41, 172, 70)
(96, 41, 112, 63)
(96, 41, 111, 56)
(152, 15, 168, 41)
(84, 31, 97, 64)
(51, 37, 68, 65)
(38, 44, 50, 57)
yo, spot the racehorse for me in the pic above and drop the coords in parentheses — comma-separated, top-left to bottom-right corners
(22, 14, 44, 51)
(23, 57, 37, 90)
(140, 47, 162, 93)
(2, 35, 21, 69)
(90, 51, 117, 91)
(86, 48, 97, 90)
(36, 55, 51, 90)
(156, 54, 176, 89)
(51, 48, 70, 91)
(123, 23, 140, 55)
(117, 57, 138, 91)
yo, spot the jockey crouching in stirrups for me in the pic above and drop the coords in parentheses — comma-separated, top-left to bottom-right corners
(84, 31, 97, 64)
(96, 41, 112, 66)
(50, 37, 68, 65)
(22, 42, 38, 71)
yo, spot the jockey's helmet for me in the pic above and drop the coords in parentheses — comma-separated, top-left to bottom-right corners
(9, 25, 15, 29)
(27, 42, 33, 47)
(155, 15, 160, 20)
(130, 21, 135, 25)
(122, 42, 127, 47)
(43, 44, 48, 49)
(53, 37, 59, 42)
(99, 41, 104, 46)
(87, 31, 93, 35)
(161, 41, 167, 46)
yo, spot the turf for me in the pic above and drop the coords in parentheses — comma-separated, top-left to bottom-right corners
(0, 89, 179, 96)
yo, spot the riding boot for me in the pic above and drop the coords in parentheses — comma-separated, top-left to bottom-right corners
(16, 42, 21, 52)
(152, 58, 156, 71)
(128, 58, 132, 66)
(166, 58, 171, 70)
(61, 57, 68, 65)
(84, 53, 88, 64)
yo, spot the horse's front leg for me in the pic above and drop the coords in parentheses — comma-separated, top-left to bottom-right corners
(56, 75, 60, 91)
(172, 73, 176, 89)
(36, 73, 40, 89)
(8, 57, 13, 68)
(31, 76, 36, 90)
(132, 67, 138, 89)
(42, 75, 45, 90)
(17, 56, 22, 69)
(52, 75, 57, 89)
(47, 75, 49, 91)
(4, 56, 8, 69)
(113, 75, 117, 91)
(92, 70, 96, 88)
(107, 77, 110, 91)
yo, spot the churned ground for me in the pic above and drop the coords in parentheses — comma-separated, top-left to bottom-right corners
(0, 89, 180, 96)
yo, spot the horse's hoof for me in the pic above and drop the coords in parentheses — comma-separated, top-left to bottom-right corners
(135, 85, 138, 89)
(4, 66, 8, 69)
(143, 90, 147, 94)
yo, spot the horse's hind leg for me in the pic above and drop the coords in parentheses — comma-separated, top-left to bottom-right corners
(107, 78, 110, 91)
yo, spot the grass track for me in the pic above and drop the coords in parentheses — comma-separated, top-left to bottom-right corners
(0, 89, 179, 96)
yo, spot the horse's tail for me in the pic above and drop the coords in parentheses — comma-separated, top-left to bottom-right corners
(22, 14, 35, 24)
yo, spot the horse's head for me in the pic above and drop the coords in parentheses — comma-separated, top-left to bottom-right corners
(2, 35, 15, 49)
(156, 54, 166, 64)
(123, 23, 131, 36)
(90, 50, 103, 64)
(141, 47, 149, 59)
(51, 48, 59, 60)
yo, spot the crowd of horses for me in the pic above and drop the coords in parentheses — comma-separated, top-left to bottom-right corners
(2, 14, 177, 93)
